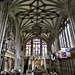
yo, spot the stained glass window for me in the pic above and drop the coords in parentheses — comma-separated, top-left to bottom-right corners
(67, 23, 73, 48)
(51, 17, 74, 53)
(65, 26, 70, 47)
(26, 40, 31, 56)
(33, 39, 40, 56)
(26, 38, 47, 56)
(42, 40, 47, 56)
(58, 17, 73, 49)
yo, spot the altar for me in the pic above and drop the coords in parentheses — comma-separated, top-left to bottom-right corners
(30, 56, 45, 70)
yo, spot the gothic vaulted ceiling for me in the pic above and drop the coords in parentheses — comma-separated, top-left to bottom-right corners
(4, 0, 68, 43)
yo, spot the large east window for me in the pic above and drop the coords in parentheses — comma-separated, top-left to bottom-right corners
(26, 38, 47, 56)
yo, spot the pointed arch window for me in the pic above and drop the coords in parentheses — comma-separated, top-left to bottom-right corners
(33, 38, 40, 56)
(26, 40, 31, 56)
(26, 38, 47, 56)
(58, 17, 73, 49)
(42, 40, 47, 56)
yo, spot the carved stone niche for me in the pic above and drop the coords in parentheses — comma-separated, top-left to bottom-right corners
(2, 39, 8, 50)
(7, 31, 12, 40)
(21, 46, 23, 51)
(1, 49, 7, 57)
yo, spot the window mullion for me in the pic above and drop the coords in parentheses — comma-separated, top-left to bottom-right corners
(64, 28, 68, 47)
(63, 30, 66, 47)
(59, 34, 61, 48)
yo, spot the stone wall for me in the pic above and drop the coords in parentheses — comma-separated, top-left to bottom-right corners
(52, 48, 75, 75)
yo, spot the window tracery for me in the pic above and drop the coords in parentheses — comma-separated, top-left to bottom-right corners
(26, 38, 47, 56)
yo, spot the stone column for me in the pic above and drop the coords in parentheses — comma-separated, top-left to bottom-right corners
(47, 44, 49, 56)
(32, 60, 35, 70)
(47, 41, 51, 56)
(1, 57, 6, 71)
(48, 45, 52, 66)
(21, 58, 24, 73)
(41, 59, 44, 65)
(4, 57, 7, 72)
(40, 39, 42, 56)
(0, 4, 8, 70)
(28, 59, 32, 70)
(29, 59, 32, 65)
(14, 21, 21, 70)
(11, 58, 14, 70)
(31, 39, 33, 56)
(8, 58, 12, 71)
(48, 43, 51, 55)
(24, 45, 26, 56)
(15, 41, 21, 70)
(55, 30, 61, 75)
(0, 4, 8, 54)
(55, 31, 60, 50)
(44, 58, 46, 69)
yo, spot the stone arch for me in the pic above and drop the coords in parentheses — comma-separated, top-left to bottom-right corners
(55, 12, 68, 30)
(25, 35, 49, 44)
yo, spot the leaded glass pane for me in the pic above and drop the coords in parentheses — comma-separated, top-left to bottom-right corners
(26, 39, 47, 56)
(33, 38, 40, 56)
(42, 40, 47, 56)
(67, 23, 73, 48)
(26, 40, 31, 56)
